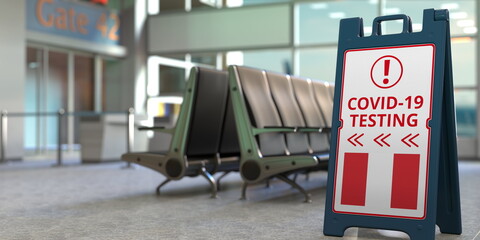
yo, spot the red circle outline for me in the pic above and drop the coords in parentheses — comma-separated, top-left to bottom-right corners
(370, 55, 403, 89)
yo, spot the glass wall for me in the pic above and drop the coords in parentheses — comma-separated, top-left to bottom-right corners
(223, 49, 293, 75)
(293, 0, 477, 138)
(25, 47, 42, 150)
(148, 0, 478, 140)
(25, 46, 114, 153)
(74, 55, 95, 112)
(102, 58, 122, 111)
(382, 0, 477, 138)
(296, 47, 336, 81)
(296, 1, 378, 45)
(451, 38, 477, 137)
(25, 47, 69, 150)
(145, 55, 209, 126)
(383, 1, 476, 35)
(159, 65, 186, 95)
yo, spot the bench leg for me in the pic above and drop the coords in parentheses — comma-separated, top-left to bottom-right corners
(265, 178, 271, 188)
(216, 171, 230, 191)
(199, 167, 217, 199)
(240, 182, 248, 200)
(277, 174, 312, 203)
(156, 179, 171, 195)
(292, 173, 298, 183)
(305, 172, 310, 181)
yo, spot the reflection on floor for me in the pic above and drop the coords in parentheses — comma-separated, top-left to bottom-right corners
(0, 159, 479, 240)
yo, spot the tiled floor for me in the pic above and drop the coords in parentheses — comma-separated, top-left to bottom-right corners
(0, 159, 478, 240)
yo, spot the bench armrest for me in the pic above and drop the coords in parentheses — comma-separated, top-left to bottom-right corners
(297, 127, 331, 133)
(138, 126, 175, 134)
(251, 126, 331, 135)
(252, 126, 297, 135)
(253, 126, 297, 135)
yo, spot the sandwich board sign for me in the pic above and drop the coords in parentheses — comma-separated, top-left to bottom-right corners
(324, 9, 461, 240)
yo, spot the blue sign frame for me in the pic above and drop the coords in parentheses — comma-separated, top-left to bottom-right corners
(323, 9, 461, 240)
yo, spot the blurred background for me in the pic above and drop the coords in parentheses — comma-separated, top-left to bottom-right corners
(0, 0, 477, 163)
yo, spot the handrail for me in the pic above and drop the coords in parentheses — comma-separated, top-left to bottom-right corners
(6, 111, 128, 117)
(0, 108, 135, 167)
(7, 112, 58, 117)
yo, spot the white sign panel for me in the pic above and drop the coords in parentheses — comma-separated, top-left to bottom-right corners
(333, 44, 435, 219)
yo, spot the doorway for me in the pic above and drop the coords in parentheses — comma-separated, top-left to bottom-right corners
(25, 46, 97, 155)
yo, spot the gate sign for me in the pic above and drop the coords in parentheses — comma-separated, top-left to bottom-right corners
(324, 9, 462, 240)
(334, 44, 434, 219)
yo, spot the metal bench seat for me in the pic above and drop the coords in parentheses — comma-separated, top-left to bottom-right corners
(122, 67, 240, 198)
(229, 65, 333, 202)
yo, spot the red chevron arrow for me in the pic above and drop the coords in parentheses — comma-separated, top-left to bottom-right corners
(374, 133, 391, 147)
(402, 134, 412, 147)
(409, 133, 419, 147)
(374, 134, 383, 146)
(354, 133, 364, 146)
(347, 133, 364, 147)
(381, 133, 391, 147)
(402, 133, 419, 147)
(348, 134, 357, 146)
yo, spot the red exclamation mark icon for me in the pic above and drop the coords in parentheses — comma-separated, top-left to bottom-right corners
(383, 59, 390, 84)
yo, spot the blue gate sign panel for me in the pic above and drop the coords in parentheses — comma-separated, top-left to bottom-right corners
(26, 0, 120, 46)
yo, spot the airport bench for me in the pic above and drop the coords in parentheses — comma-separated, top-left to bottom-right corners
(122, 67, 240, 198)
(228, 65, 332, 202)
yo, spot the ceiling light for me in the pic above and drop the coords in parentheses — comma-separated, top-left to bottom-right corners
(154, 96, 183, 104)
(412, 23, 422, 31)
(440, 3, 459, 10)
(384, 8, 400, 15)
(463, 27, 477, 34)
(226, 0, 243, 8)
(226, 51, 244, 66)
(329, 12, 346, 19)
(200, 0, 217, 7)
(456, 20, 474, 27)
(147, 0, 159, 15)
(310, 3, 328, 10)
(450, 12, 468, 19)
